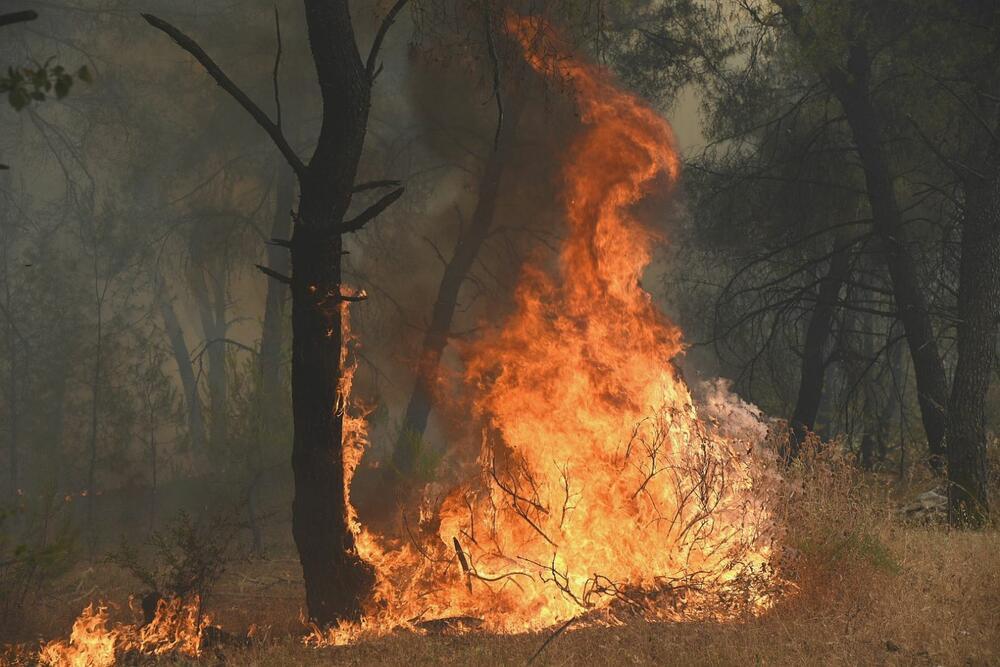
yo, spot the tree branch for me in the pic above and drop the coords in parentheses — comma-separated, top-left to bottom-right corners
(353, 179, 401, 193)
(366, 0, 410, 81)
(272, 6, 283, 130)
(142, 13, 305, 178)
(341, 186, 404, 233)
(256, 264, 291, 285)
(484, 3, 504, 151)
(0, 10, 38, 28)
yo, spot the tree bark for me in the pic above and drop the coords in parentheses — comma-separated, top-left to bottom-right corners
(787, 237, 850, 459)
(391, 101, 523, 477)
(946, 156, 1000, 526)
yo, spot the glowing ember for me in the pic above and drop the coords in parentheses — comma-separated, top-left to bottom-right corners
(315, 14, 782, 643)
(38, 597, 211, 665)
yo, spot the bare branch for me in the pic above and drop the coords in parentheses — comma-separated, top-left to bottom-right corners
(142, 13, 305, 178)
(272, 6, 283, 129)
(255, 264, 291, 285)
(353, 179, 401, 193)
(341, 186, 404, 233)
(484, 3, 504, 150)
(366, 0, 410, 81)
(0, 10, 37, 28)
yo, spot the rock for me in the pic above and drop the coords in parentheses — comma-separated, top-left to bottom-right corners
(899, 488, 947, 523)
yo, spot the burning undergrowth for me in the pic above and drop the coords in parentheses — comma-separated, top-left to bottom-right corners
(30, 13, 787, 663)
(310, 14, 785, 644)
(34, 596, 213, 666)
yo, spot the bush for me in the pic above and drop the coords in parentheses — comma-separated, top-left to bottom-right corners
(107, 509, 241, 604)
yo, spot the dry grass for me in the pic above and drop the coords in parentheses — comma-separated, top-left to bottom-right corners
(6, 448, 1000, 666)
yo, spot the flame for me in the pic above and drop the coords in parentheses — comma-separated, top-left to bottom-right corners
(37, 597, 211, 666)
(315, 14, 782, 643)
(42, 16, 783, 657)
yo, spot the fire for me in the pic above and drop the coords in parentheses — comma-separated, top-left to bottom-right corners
(317, 14, 782, 642)
(37, 597, 211, 666)
(39, 16, 783, 659)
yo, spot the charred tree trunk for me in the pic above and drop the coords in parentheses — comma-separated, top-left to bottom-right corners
(146, 0, 409, 625)
(774, 0, 950, 470)
(391, 102, 523, 477)
(787, 238, 850, 459)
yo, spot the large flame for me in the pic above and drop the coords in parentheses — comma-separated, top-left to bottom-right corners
(319, 15, 781, 641)
(40, 17, 782, 661)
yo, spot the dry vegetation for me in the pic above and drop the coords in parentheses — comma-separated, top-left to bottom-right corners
(4, 445, 998, 666)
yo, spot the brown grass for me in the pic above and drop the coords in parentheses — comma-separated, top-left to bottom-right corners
(6, 448, 1000, 666)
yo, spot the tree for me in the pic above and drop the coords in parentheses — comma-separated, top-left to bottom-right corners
(770, 0, 950, 469)
(144, 0, 411, 624)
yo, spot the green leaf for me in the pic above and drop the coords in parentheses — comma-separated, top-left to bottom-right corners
(76, 65, 92, 83)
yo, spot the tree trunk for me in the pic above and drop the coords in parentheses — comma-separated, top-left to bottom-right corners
(157, 283, 205, 452)
(946, 158, 1000, 526)
(260, 167, 295, 412)
(392, 101, 523, 477)
(773, 0, 951, 469)
(285, 0, 382, 626)
(146, 0, 408, 626)
(835, 72, 949, 470)
(290, 190, 373, 624)
(787, 237, 850, 459)
(189, 267, 228, 452)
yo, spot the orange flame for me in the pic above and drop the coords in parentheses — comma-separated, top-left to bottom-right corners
(37, 597, 211, 666)
(314, 14, 782, 643)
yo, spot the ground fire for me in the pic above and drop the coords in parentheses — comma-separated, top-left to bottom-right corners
(30, 13, 784, 664)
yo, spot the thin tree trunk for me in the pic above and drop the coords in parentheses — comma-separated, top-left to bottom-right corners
(190, 267, 229, 452)
(787, 237, 850, 459)
(157, 283, 205, 452)
(2, 258, 19, 499)
(85, 276, 102, 554)
(392, 101, 524, 477)
(772, 0, 950, 469)
(836, 74, 949, 470)
(260, 167, 295, 416)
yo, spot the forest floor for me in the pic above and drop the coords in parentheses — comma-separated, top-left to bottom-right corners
(5, 463, 1000, 666)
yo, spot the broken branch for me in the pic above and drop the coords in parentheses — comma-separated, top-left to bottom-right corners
(341, 186, 404, 233)
(366, 0, 410, 81)
(255, 264, 291, 285)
